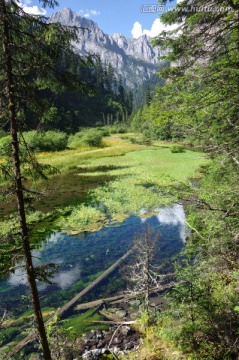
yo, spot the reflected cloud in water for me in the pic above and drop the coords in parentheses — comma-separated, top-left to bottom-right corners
(141, 204, 187, 242)
(8, 256, 81, 290)
(6, 205, 187, 294)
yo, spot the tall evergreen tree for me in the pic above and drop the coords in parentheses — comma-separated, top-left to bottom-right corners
(0, 1, 84, 357)
(118, 76, 125, 102)
(145, 84, 152, 106)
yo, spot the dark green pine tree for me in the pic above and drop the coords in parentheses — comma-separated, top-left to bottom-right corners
(118, 76, 125, 103)
(145, 84, 152, 106)
(95, 55, 104, 90)
(105, 63, 114, 92)
(126, 90, 134, 113)
(0, 1, 85, 358)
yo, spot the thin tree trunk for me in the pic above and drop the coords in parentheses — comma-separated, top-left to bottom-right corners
(1, 1, 52, 358)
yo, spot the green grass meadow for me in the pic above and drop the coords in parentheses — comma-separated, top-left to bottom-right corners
(0, 135, 209, 234)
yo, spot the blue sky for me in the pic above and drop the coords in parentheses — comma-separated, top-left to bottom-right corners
(18, 0, 178, 38)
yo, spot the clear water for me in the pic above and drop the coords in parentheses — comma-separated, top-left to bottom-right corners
(0, 205, 186, 314)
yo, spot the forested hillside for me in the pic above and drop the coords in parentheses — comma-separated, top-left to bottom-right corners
(20, 55, 133, 132)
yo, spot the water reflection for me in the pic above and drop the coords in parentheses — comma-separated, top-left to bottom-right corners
(1, 205, 187, 311)
(139, 204, 186, 242)
(8, 263, 81, 291)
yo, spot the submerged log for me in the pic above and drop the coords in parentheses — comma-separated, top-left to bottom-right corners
(75, 282, 175, 311)
(75, 294, 126, 311)
(57, 248, 134, 318)
(7, 248, 133, 358)
(99, 310, 124, 322)
(92, 320, 136, 325)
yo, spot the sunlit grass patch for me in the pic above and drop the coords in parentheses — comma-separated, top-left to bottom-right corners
(0, 135, 209, 234)
(60, 309, 107, 339)
(37, 141, 146, 172)
(59, 147, 208, 232)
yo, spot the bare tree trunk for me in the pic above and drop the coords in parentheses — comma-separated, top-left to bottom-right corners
(1, 1, 52, 358)
(145, 239, 150, 317)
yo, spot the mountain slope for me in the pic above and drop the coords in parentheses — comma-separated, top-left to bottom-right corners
(49, 8, 162, 88)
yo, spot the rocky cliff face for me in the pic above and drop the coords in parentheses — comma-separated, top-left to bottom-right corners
(49, 8, 161, 88)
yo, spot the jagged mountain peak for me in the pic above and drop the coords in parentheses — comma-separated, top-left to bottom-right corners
(50, 8, 100, 31)
(49, 8, 161, 88)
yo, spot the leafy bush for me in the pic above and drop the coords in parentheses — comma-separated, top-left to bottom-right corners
(97, 127, 110, 136)
(0, 131, 68, 155)
(171, 145, 185, 153)
(23, 130, 68, 152)
(67, 128, 103, 149)
(109, 125, 127, 134)
(129, 137, 137, 144)
(129, 135, 152, 146)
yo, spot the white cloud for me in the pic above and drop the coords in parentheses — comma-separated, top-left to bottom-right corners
(79, 9, 101, 18)
(17, 0, 46, 15)
(131, 18, 179, 39)
(131, 21, 143, 38)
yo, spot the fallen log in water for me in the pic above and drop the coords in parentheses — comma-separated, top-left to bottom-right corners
(99, 310, 125, 323)
(7, 248, 134, 358)
(75, 282, 175, 312)
(75, 294, 127, 311)
(57, 248, 134, 318)
(92, 320, 136, 325)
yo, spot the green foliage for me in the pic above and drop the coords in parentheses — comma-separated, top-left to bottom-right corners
(67, 128, 103, 148)
(60, 309, 107, 339)
(171, 146, 185, 153)
(22, 130, 68, 152)
(141, 0, 239, 358)
(0, 326, 20, 347)
(109, 125, 127, 134)
(58, 204, 107, 233)
(0, 130, 6, 138)
(0, 135, 11, 156)
(80, 147, 207, 219)
(97, 127, 110, 136)
(130, 107, 187, 142)
(41, 106, 61, 128)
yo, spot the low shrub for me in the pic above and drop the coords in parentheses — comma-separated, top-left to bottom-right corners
(0, 131, 68, 155)
(68, 128, 103, 149)
(129, 137, 137, 144)
(171, 145, 185, 153)
(23, 130, 68, 152)
(97, 127, 110, 136)
(109, 125, 127, 134)
(129, 135, 152, 146)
